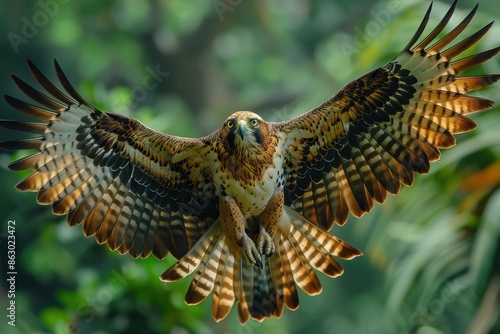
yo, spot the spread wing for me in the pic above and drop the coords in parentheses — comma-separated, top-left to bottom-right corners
(278, 1, 500, 230)
(0, 60, 219, 260)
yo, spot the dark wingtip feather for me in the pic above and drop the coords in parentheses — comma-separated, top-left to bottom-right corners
(397, 2, 434, 56)
(452, 47, 500, 74)
(6, 153, 40, 171)
(412, 0, 457, 51)
(10, 74, 66, 111)
(4, 95, 58, 120)
(442, 21, 494, 60)
(0, 137, 43, 151)
(26, 59, 77, 106)
(490, 74, 500, 84)
(53, 59, 92, 108)
(0, 120, 47, 134)
(426, 2, 479, 53)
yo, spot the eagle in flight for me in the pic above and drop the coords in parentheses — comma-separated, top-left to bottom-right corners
(1, 0, 499, 324)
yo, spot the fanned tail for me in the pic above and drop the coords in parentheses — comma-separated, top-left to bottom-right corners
(160, 207, 361, 323)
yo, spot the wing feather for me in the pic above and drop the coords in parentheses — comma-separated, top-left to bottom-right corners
(0, 60, 219, 260)
(279, 2, 499, 229)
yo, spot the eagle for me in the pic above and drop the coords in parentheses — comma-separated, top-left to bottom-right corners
(1, 1, 498, 324)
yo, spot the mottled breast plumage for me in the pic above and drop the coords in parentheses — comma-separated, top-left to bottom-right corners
(212, 111, 283, 217)
(2, 1, 498, 325)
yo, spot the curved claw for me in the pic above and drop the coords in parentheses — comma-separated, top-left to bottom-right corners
(257, 227, 275, 258)
(242, 234, 262, 268)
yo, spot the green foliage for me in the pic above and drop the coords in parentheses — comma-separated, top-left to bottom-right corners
(0, 1, 499, 333)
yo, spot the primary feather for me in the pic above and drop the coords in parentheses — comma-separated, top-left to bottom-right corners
(0, 0, 498, 323)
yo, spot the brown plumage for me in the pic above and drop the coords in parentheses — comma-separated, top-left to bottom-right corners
(0, 0, 499, 324)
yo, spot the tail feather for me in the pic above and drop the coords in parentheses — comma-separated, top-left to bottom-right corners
(249, 260, 279, 321)
(211, 244, 235, 321)
(237, 257, 254, 323)
(290, 224, 343, 278)
(237, 255, 282, 323)
(286, 207, 362, 260)
(160, 207, 361, 323)
(285, 235, 322, 295)
(268, 246, 286, 318)
(274, 233, 299, 311)
(184, 236, 222, 305)
(160, 222, 222, 281)
(237, 243, 288, 323)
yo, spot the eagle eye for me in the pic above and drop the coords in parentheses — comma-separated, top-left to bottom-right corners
(250, 119, 259, 127)
(227, 120, 234, 129)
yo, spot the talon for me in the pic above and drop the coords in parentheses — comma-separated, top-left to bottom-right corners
(242, 234, 262, 268)
(257, 227, 275, 258)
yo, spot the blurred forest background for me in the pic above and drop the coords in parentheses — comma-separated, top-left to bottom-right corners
(0, 0, 499, 333)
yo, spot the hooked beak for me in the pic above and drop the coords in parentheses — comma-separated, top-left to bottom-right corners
(237, 120, 248, 138)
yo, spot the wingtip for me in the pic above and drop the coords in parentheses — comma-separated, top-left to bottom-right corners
(466, 3, 480, 21)
(482, 20, 496, 35)
(53, 59, 63, 73)
(26, 58, 40, 75)
(10, 75, 29, 93)
(52, 58, 92, 107)
(397, 0, 436, 54)
(491, 74, 500, 84)
(344, 244, 363, 259)
(450, 0, 459, 13)
(423, 1, 434, 20)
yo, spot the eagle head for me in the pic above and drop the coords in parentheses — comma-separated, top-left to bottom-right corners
(221, 111, 270, 152)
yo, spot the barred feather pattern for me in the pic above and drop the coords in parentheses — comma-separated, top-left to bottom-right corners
(280, 1, 500, 230)
(0, 60, 361, 323)
(0, 0, 498, 325)
(0, 60, 218, 260)
(161, 207, 361, 323)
